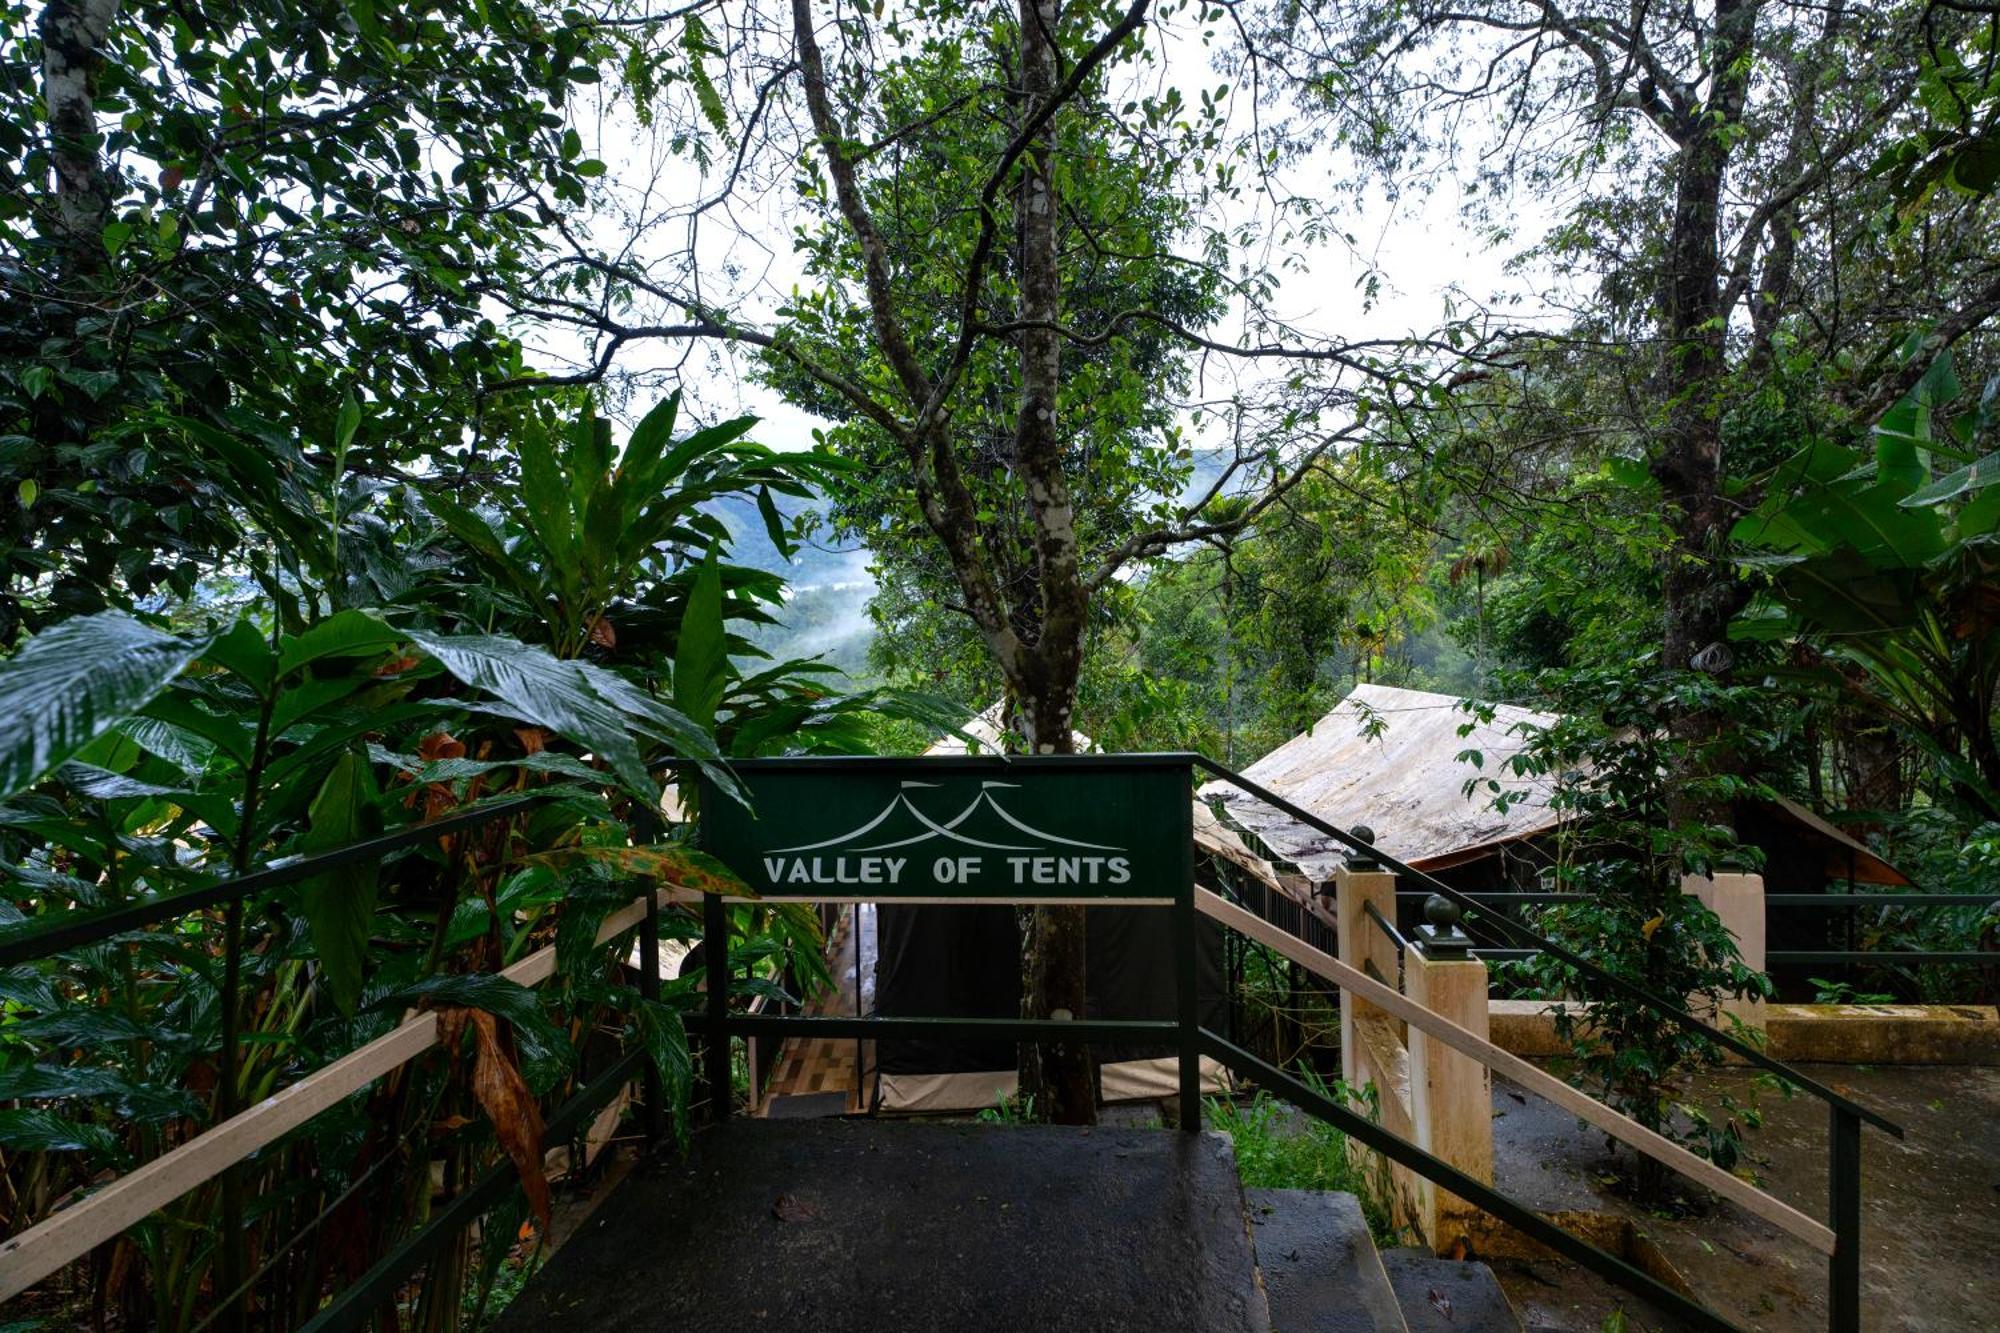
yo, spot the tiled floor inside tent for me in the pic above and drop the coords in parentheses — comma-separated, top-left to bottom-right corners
(757, 903, 878, 1115)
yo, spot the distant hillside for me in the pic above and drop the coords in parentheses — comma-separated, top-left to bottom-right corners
(708, 492, 877, 677)
(707, 449, 1240, 677)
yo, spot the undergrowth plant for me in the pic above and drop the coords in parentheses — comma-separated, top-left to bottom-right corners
(1207, 1079, 1398, 1245)
(1468, 667, 1778, 1205)
(0, 392, 952, 1329)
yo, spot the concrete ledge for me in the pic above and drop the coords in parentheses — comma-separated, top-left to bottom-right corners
(1489, 1000, 2000, 1065)
(1764, 1002, 2000, 1064)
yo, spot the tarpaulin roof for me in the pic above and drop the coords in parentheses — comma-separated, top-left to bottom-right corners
(1198, 683, 1907, 886)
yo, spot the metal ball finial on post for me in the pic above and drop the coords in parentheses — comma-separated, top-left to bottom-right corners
(1345, 824, 1379, 871)
(1416, 892, 1473, 960)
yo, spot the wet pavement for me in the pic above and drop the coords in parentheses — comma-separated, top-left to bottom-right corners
(1485, 1063, 2000, 1332)
(492, 1118, 1269, 1332)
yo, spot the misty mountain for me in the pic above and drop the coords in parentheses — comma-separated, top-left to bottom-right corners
(707, 449, 1239, 677)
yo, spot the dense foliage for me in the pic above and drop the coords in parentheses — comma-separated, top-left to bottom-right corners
(4, 0, 1998, 1312)
(0, 393, 947, 1326)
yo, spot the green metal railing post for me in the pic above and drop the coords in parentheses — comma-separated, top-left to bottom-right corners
(640, 889, 665, 1143)
(1176, 761, 1201, 1130)
(704, 890, 731, 1122)
(629, 804, 667, 1145)
(1175, 875, 1200, 1132)
(1829, 1104, 1862, 1333)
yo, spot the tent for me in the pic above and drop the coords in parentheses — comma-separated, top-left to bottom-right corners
(1197, 683, 1907, 888)
(868, 705, 1232, 1112)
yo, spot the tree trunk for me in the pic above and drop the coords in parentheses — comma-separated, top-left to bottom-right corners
(1651, 0, 1759, 830)
(40, 0, 120, 275)
(1006, 0, 1095, 1125)
(1013, 681, 1094, 1124)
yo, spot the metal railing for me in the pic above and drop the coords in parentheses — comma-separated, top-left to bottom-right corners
(1359, 897, 1409, 991)
(0, 786, 682, 1331)
(1, 751, 1917, 1333)
(1191, 755, 1901, 1333)
(1389, 889, 2000, 970)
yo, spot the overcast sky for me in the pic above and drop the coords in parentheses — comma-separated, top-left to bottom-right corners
(531, 4, 1566, 456)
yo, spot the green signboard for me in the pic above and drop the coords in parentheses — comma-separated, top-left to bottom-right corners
(699, 757, 1192, 903)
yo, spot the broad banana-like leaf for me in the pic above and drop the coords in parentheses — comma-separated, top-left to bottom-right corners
(296, 748, 381, 1016)
(0, 612, 212, 800)
(403, 628, 723, 800)
(1900, 448, 2000, 508)
(672, 554, 728, 730)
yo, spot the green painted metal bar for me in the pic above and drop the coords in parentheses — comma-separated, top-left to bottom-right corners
(640, 890, 666, 1142)
(1770, 951, 1995, 965)
(629, 804, 668, 1144)
(1198, 1030, 1743, 1333)
(1175, 859, 1201, 1132)
(299, 1048, 646, 1333)
(1395, 891, 1592, 904)
(712, 753, 1207, 773)
(0, 792, 555, 967)
(1766, 895, 2000, 908)
(1191, 755, 1904, 1138)
(689, 1013, 1178, 1043)
(1828, 1105, 1862, 1333)
(704, 890, 730, 1123)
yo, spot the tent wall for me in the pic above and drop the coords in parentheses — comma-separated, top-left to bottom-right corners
(872, 903, 1228, 1100)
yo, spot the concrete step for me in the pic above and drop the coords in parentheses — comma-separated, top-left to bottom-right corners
(1380, 1248, 1524, 1333)
(1246, 1188, 1407, 1333)
(491, 1119, 1269, 1333)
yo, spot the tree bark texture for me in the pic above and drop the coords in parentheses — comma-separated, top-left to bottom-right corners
(40, 0, 120, 276)
(1010, 0, 1095, 1126)
(1648, 0, 1760, 834)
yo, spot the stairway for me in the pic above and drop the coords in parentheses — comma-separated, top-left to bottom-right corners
(493, 1119, 1526, 1333)
(1246, 1189, 1524, 1333)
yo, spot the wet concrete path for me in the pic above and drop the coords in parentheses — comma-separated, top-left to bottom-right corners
(1486, 1063, 2000, 1332)
(492, 1119, 1268, 1333)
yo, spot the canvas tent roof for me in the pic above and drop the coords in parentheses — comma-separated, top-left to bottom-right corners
(1198, 683, 1906, 886)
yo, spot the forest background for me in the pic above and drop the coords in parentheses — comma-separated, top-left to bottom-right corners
(3, 0, 1999, 1324)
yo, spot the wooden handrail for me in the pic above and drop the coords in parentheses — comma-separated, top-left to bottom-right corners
(0, 887, 701, 1300)
(1195, 886, 1837, 1255)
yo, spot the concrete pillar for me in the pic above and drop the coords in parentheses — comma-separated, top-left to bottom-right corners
(1405, 945, 1494, 1253)
(1334, 854, 1401, 1091)
(1682, 871, 1767, 1030)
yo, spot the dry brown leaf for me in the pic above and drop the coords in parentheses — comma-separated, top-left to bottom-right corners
(772, 1192, 820, 1223)
(588, 617, 617, 649)
(418, 731, 467, 762)
(468, 1009, 551, 1234)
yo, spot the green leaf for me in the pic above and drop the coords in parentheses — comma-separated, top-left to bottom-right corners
(673, 553, 728, 729)
(514, 422, 581, 604)
(295, 748, 380, 1015)
(404, 629, 662, 799)
(375, 973, 566, 1069)
(201, 616, 278, 693)
(520, 843, 754, 898)
(1899, 449, 2000, 508)
(0, 612, 211, 800)
(0, 1108, 123, 1159)
(365, 743, 604, 784)
(277, 609, 407, 676)
(334, 392, 362, 457)
(423, 493, 546, 609)
(632, 998, 692, 1143)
